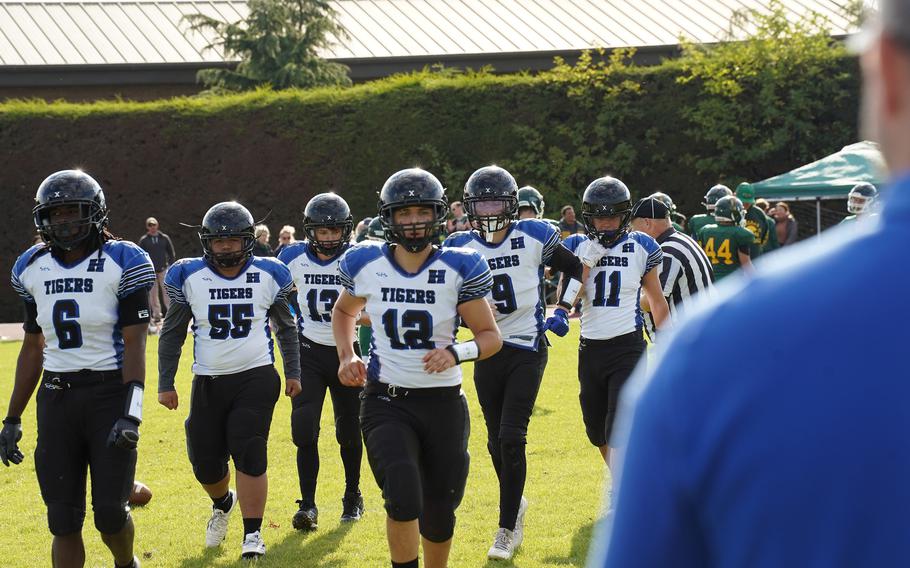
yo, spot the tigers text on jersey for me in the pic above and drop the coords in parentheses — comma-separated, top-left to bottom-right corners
(164, 256, 294, 376)
(11, 241, 155, 372)
(278, 241, 348, 346)
(338, 243, 493, 389)
(565, 233, 662, 341)
(443, 219, 560, 350)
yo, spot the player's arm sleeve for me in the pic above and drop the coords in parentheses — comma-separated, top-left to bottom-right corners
(458, 254, 494, 304)
(642, 238, 663, 275)
(338, 253, 360, 297)
(118, 249, 156, 298)
(157, 300, 192, 393)
(737, 232, 752, 256)
(22, 300, 41, 334)
(118, 287, 151, 327)
(269, 301, 301, 379)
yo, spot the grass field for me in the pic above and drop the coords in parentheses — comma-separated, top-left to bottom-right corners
(0, 324, 608, 567)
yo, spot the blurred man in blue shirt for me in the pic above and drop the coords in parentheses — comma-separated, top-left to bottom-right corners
(591, 2, 910, 567)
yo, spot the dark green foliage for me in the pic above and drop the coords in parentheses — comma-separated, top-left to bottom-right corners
(185, 0, 351, 92)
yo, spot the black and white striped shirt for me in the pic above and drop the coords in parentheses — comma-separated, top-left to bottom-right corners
(646, 227, 714, 338)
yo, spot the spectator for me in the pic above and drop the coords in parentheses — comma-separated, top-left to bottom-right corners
(446, 201, 471, 234)
(772, 202, 799, 246)
(138, 216, 176, 329)
(274, 225, 296, 255)
(253, 224, 273, 256)
(559, 205, 584, 239)
(754, 198, 771, 213)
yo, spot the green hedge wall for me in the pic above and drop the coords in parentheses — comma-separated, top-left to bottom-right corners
(0, 52, 859, 322)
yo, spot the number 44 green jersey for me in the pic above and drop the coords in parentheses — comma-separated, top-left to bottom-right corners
(697, 224, 753, 280)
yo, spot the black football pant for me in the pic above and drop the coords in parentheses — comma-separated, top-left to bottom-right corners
(291, 337, 363, 504)
(473, 340, 548, 531)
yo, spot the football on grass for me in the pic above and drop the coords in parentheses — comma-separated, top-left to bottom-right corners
(129, 481, 153, 506)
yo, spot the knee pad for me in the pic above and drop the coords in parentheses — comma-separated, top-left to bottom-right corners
(93, 504, 130, 535)
(235, 436, 268, 477)
(500, 432, 527, 465)
(46, 503, 85, 536)
(192, 457, 229, 485)
(291, 406, 320, 447)
(419, 498, 456, 543)
(335, 415, 361, 448)
(383, 461, 422, 522)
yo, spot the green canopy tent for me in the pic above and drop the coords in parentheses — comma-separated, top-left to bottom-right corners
(747, 141, 888, 234)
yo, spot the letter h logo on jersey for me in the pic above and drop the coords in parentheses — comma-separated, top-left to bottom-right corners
(246, 272, 260, 283)
(622, 243, 635, 254)
(87, 258, 106, 272)
(510, 237, 525, 250)
(427, 269, 446, 284)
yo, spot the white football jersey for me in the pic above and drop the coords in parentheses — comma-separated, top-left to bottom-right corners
(564, 232, 662, 340)
(11, 241, 155, 372)
(164, 256, 294, 375)
(443, 219, 560, 350)
(338, 243, 493, 389)
(278, 241, 349, 346)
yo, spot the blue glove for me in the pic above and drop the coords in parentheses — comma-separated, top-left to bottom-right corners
(544, 308, 570, 337)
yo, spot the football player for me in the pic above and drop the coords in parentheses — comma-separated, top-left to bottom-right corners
(736, 183, 775, 257)
(443, 166, 583, 560)
(2, 170, 155, 568)
(277, 193, 365, 531)
(516, 186, 545, 220)
(564, 177, 668, 476)
(688, 184, 733, 240)
(156, 202, 301, 560)
(697, 196, 754, 280)
(649, 192, 686, 233)
(841, 182, 880, 224)
(333, 168, 501, 568)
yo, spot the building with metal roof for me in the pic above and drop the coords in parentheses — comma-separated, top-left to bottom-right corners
(0, 0, 856, 100)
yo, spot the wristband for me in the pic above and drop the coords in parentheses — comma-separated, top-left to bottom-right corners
(2, 416, 21, 425)
(124, 381, 144, 424)
(558, 278, 583, 310)
(446, 340, 480, 364)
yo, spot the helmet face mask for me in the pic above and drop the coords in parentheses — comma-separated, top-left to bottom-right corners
(304, 193, 353, 256)
(847, 183, 878, 215)
(199, 202, 256, 268)
(582, 177, 633, 247)
(378, 168, 448, 253)
(33, 170, 108, 252)
(463, 166, 518, 238)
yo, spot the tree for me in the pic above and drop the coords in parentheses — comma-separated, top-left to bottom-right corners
(185, 0, 352, 92)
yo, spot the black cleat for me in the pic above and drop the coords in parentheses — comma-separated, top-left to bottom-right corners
(340, 491, 365, 522)
(293, 500, 318, 531)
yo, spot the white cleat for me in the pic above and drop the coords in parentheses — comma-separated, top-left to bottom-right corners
(205, 490, 236, 548)
(487, 527, 516, 560)
(513, 496, 529, 550)
(241, 530, 266, 560)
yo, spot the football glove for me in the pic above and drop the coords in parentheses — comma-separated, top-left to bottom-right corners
(0, 417, 24, 466)
(544, 308, 570, 337)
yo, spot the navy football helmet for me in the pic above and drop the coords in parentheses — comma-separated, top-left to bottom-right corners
(581, 176, 632, 247)
(303, 193, 353, 256)
(847, 182, 878, 215)
(199, 202, 256, 267)
(463, 165, 518, 235)
(33, 170, 108, 251)
(378, 168, 448, 252)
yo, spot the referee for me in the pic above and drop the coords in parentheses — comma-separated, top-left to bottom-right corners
(630, 197, 714, 339)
